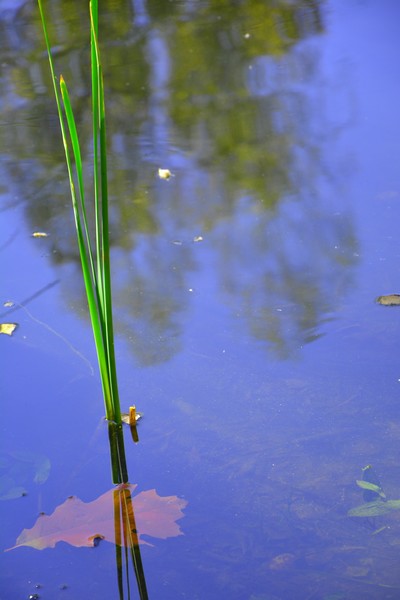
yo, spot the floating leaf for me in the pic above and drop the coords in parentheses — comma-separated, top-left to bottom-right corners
(348, 499, 400, 517)
(32, 232, 49, 238)
(0, 323, 17, 336)
(7, 484, 187, 551)
(376, 294, 400, 306)
(158, 168, 173, 180)
(193, 236, 203, 243)
(3, 301, 14, 308)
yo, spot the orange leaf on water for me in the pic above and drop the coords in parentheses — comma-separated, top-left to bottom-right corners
(6, 484, 187, 551)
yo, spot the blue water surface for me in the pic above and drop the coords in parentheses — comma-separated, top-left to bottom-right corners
(1, 1, 400, 599)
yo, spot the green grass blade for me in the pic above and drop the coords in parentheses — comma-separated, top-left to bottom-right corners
(37, 0, 75, 207)
(38, 0, 98, 297)
(90, 3, 121, 423)
(98, 64, 121, 422)
(59, 77, 100, 298)
(59, 82, 114, 420)
(58, 78, 85, 209)
(38, 0, 122, 428)
(90, 0, 103, 294)
(38, 0, 114, 421)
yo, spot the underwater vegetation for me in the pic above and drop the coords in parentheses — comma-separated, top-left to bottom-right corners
(348, 465, 400, 520)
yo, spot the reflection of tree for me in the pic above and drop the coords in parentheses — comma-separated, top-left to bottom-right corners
(215, 197, 358, 358)
(112, 237, 197, 366)
(166, 1, 323, 206)
(1, 0, 358, 362)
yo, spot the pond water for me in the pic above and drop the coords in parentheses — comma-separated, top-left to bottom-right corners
(1, 1, 400, 599)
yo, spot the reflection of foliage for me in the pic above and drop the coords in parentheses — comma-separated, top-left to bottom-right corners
(0, 0, 358, 364)
(215, 196, 358, 357)
(113, 238, 196, 366)
(167, 0, 323, 204)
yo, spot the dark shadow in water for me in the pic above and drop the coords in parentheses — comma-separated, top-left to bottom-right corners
(109, 423, 149, 599)
(114, 484, 148, 600)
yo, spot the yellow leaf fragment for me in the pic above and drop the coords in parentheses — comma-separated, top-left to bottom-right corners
(32, 232, 48, 238)
(376, 294, 400, 306)
(0, 323, 18, 336)
(158, 168, 173, 180)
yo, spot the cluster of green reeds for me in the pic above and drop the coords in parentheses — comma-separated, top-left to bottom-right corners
(38, 0, 129, 484)
(38, 0, 121, 427)
(37, 7, 149, 593)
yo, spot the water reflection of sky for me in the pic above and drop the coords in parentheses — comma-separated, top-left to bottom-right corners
(1, 1, 400, 599)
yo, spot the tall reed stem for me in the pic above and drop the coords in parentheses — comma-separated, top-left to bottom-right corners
(38, 0, 122, 427)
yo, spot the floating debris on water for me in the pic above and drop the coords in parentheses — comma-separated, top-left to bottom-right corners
(376, 294, 400, 306)
(121, 409, 143, 425)
(158, 168, 173, 180)
(0, 323, 18, 336)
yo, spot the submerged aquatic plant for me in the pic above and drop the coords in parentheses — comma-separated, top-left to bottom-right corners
(37, 0, 121, 426)
(348, 465, 400, 518)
